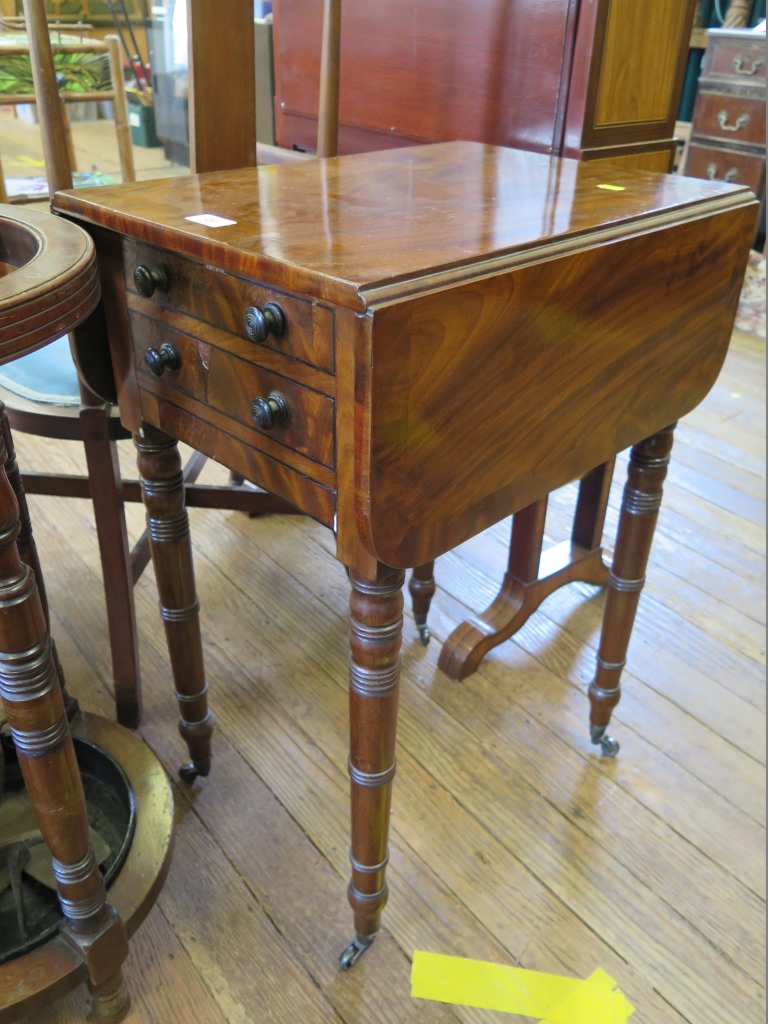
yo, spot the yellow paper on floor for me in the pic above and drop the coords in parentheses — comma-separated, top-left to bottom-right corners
(411, 951, 634, 1023)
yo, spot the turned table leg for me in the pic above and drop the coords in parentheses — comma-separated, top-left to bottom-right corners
(0, 413, 129, 1021)
(0, 409, 78, 721)
(134, 427, 213, 781)
(408, 562, 435, 644)
(340, 566, 405, 968)
(589, 426, 675, 756)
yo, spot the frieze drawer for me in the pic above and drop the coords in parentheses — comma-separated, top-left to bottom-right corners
(122, 240, 335, 372)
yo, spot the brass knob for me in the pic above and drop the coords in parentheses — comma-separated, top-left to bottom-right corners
(134, 263, 170, 297)
(250, 391, 290, 430)
(244, 302, 286, 342)
(144, 343, 180, 376)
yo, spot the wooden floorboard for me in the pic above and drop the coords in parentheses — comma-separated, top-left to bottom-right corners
(3, 108, 765, 1023)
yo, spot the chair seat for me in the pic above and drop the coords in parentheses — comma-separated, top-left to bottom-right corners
(0, 334, 81, 406)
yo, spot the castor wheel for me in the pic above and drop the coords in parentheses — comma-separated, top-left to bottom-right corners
(414, 615, 431, 646)
(590, 724, 620, 757)
(599, 735, 620, 757)
(178, 758, 211, 782)
(339, 932, 374, 968)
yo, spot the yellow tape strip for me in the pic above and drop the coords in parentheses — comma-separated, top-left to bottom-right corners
(597, 183, 626, 191)
(411, 952, 635, 1023)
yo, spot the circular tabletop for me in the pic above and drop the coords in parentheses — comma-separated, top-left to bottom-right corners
(0, 203, 100, 364)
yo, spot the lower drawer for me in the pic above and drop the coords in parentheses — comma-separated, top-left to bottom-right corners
(685, 142, 765, 196)
(691, 90, 766, 147)
(130, 311, 336, 471)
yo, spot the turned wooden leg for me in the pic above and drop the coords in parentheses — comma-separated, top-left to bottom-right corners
(134, 426, 213, 781)
(340, 566, 405, 968)
(0, 419, 130, 1021)
(80, 396, 142, 731)
(408, 561, 435, 645)
(572, 459, 615, 551)
(0, 407, 79, 720)
(589, 427, 675, 756)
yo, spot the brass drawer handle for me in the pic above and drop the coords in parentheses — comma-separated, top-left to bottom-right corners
(144, 343, 180, 376)
(251, 391, 290, 430)
(706, 164, 738, 182)
(134, 263, 170, 297)
(732, 56, 764, 76)
(244, 302, 286, 343)
(717, 110, 749, 133)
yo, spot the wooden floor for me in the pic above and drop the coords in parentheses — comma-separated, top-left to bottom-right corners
(2, 109, 766, 1023)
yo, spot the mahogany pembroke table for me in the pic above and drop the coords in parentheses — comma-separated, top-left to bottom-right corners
(52, 142, 757, 966)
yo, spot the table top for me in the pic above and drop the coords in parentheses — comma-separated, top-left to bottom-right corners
(51, 143, 758, 570)
(52, 141, 753, 311)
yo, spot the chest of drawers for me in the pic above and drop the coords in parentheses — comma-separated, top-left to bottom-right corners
(684, 27, 766, 238)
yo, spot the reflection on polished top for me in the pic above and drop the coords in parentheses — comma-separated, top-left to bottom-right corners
(52, 141, 750, 310)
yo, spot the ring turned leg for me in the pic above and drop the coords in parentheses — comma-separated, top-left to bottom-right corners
(340, 566, 405, 968)
(134, 427, 213, 781)
(0, 417, 129, 1021)
(0, 409, 78, 721)
(408, 562, 435, 645)
(589, 426, 675, 756)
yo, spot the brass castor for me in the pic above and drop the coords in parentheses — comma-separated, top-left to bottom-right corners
(339, 932, 375, 969)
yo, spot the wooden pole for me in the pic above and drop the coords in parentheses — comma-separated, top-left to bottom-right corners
(20, 0, 73, 193)
(317, 0, 341, 157)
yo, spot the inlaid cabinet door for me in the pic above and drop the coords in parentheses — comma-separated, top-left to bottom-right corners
(563, 0, 697, 155)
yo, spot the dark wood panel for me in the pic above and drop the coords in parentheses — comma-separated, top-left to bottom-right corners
(273, 0, 696, 162)
(273, 0, 576, 155)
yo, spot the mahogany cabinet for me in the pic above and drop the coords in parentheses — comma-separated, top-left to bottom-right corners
(683, 27, 766, 241)
(273, 0, 697, 172)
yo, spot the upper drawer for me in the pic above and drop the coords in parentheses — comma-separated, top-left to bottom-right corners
(692, 90, 766, 147)
(122, 240, 335, 373)
(705, 38, 766, 84)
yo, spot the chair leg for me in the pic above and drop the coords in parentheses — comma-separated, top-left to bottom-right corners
(79, 404, 142, 729)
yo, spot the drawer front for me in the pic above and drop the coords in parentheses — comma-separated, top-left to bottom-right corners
(131, 311, 336, 471)
(693, 90, 766, 147)
(685, 143, 766, 195)
(705, 39, 766, 84)
(139, 389, 336, 528)
(122, 241, 335, 372)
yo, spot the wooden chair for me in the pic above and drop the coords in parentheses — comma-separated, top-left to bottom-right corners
(0, 16, 135, 202)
